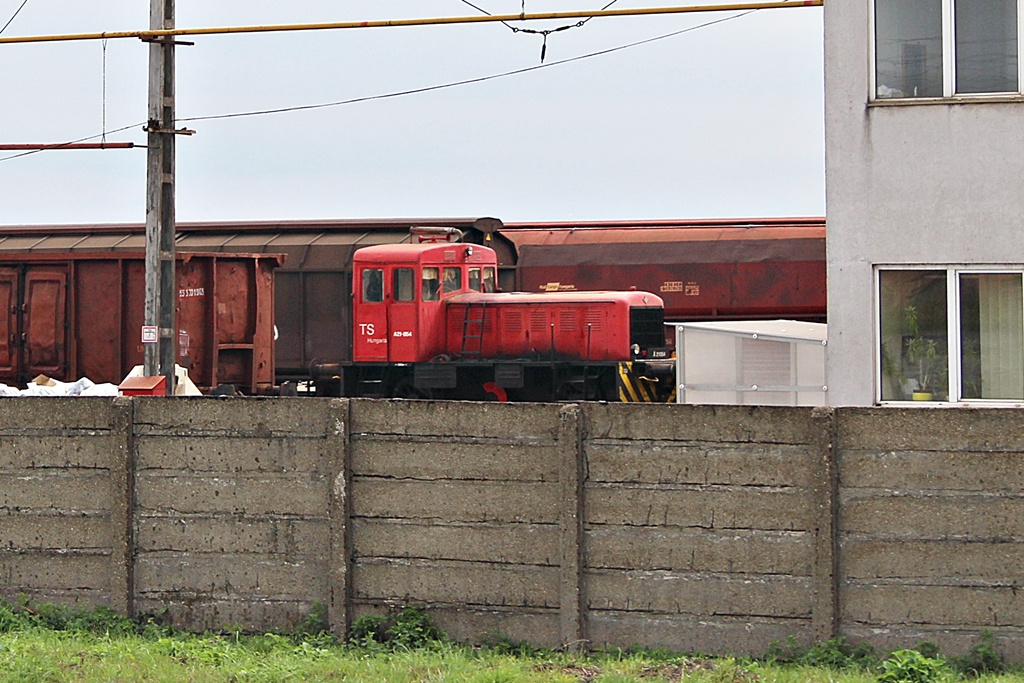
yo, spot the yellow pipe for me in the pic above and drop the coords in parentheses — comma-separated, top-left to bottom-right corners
(0, 1, 822, 45)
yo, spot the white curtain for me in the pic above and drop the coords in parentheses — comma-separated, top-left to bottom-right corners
(978, 274, 1024, 399)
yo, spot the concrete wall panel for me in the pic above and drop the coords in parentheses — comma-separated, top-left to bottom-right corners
(137, 516, 328, 556)
(0, 398, 130, 612)
(352, 440, 559, 481)
(588, 527, 813, 575)
(588, 612, 807, 656)
(583, 403, 824, 444)
(588, 487, 817, 531)
(136, 473, 329, 516)
(588, 442, 818, 487)
(353, 519, 559, 566)
(350, 399, 562, 440)
(353, 560, 560, 608)
(588, 570, 812, 618)
(352, 480, 559, 523)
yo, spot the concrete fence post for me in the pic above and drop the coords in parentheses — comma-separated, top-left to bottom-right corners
(558, 404, 585, 650)
(110, 397, 134, 617)
(328, 398, 352, 639)
(810, 406, 838, 641)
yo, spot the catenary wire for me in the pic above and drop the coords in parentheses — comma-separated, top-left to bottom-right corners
(458, 0, 621, 61)
(1, 9, 758, 162)
(178, 10, 754, 124)
(0, 0, 29, 35)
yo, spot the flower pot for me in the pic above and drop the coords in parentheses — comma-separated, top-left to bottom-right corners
(912, 391, 933, 401)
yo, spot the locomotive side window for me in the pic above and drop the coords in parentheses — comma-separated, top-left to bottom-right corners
(422, 267, 440, 302)
(483, 267, 497, 293)
(442, 267, 461, 295)
(362, 268, 383, 303)
(469, 268, 482, 292)
(394, 268, 414, 302)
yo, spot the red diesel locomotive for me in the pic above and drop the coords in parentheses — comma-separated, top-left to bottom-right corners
(314, 229, 670, 401)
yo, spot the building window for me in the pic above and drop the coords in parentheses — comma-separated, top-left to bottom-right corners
(874, 0, 1019, 99)
(878, 267, 1024, 403)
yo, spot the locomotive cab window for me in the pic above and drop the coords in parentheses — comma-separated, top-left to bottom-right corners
(483, 267, 496, 292)
(442, 267, 461, 295)
(469, 268, 482, 292)
(393, 267, 414, 302)
(362, 268, 383, 303)
(422, 267, 440, 302)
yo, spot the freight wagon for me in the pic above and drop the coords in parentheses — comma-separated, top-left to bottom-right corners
(0, 252, 278, 392)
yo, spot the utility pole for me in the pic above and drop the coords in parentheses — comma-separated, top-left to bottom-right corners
(144, 0, 176, 393)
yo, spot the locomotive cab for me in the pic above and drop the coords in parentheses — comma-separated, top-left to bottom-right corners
(352, 241, 498, 364)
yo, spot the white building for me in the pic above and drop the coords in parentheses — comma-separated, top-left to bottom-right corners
(825, 0, 1024, 406)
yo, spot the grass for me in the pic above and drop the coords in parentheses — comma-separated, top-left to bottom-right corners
(3, 602, 1024, 682)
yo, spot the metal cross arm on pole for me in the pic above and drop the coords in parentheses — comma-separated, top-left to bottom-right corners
(0, 1, 823, 45)
(0, 142, 135, 150)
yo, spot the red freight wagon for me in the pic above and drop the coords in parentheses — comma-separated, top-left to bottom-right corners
(0, 252, 279, 393)
(493, 219, 827, 322)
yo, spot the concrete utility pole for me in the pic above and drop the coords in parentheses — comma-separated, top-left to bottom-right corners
(144, 0, 176, 393)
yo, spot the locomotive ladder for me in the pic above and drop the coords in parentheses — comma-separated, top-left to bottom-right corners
(460, 301, 488, 359)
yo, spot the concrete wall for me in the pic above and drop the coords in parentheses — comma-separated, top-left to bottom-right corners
(837, 408, 1024, 661)
(823, 1, 1024, 405)
(3, 398, 1024, 661)
(0, 399, 132, 612)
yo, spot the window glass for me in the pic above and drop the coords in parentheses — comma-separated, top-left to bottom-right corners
(879, 270, 948, 401)
(361, 268, 383, 303)
(393, 267, 414, 302)
(955, 0, 1018, 93)
(468, 268, 482, 292)
(959, 273, 1024, 399)
(422, 267, 440, 302)
(875, 0, 943, 98)
(483, 267, 497, 293)
(442, 267, 461, 295)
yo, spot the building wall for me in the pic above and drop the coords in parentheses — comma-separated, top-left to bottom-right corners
(4, 398, 1024, 660)
(823, 1, 1024, 405)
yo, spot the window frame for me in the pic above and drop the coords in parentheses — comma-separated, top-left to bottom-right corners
(870, 0, 1024, 101)
(875, 265, 1024, 405)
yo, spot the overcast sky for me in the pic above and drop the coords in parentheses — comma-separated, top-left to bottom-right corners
(0, 1, 823, 225)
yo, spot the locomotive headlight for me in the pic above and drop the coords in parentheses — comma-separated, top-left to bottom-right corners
(631, 343, 640, 356)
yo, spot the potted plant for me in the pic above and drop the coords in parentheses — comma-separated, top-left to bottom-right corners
(900, 305, 946, 400)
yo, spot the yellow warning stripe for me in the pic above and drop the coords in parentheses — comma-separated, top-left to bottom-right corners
(617, 363, 654, 402)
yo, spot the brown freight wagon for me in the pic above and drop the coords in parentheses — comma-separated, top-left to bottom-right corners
(0, 252, 279, 393)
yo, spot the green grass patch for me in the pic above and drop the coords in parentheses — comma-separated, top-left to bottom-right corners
(4, 599, 1024, 682)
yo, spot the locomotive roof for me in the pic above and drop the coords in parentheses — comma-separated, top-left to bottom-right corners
(446, 290, 664, 307)
(353, 242, 497, 263)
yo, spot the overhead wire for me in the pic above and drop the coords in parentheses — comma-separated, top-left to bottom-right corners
(458, 0, 621, 61)
(0, 0, 27, 35)
(180, 9, 757, 124)
(0, 0, 29, 35)
(1, 6, 764, 163)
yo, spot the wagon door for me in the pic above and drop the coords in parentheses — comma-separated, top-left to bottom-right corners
(22, 268, 68, 381)
(0, 268, 19, 381)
